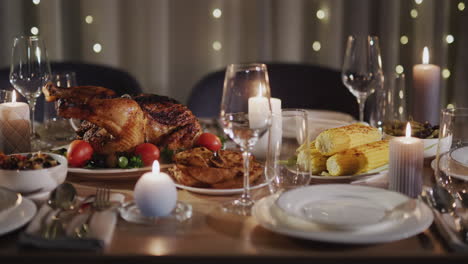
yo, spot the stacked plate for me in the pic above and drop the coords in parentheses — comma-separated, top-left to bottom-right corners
(252, 184, 434, 244)
(0, 188, 37, 236)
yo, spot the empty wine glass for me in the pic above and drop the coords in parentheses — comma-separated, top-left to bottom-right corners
(39, 72, 77, 143)
(9, 35, 51, 150)
(220, 63, 272, 216)
(342, 35, 383, 122)
(434, 108, 468, 229)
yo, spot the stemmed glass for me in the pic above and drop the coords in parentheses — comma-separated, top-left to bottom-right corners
(342, 35, 383, 122)
(434, 108, 468, 210)
(9, 35, 51, 150)
(220, 63, 272, 215)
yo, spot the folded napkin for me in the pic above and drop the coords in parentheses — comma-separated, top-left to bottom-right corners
(19, 193, 124, 250)
(351, 172, 389, 189)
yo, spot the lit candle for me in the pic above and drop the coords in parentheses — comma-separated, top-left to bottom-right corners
(412, 47, 441, 125)
(388, 123, 424, 198)
(250, 97, 281, 160)
(134, 160, 177, 217)
(0, 91, 31, 154)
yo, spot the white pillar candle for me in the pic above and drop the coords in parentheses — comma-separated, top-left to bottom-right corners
(250, 98, 281, 160)
(0, 92, 31, 154)
(412, 47, 441, 125)
(388, 123, 424, 198)
(134, 160, 177, 217)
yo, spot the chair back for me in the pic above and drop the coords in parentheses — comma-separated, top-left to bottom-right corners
(187, 63, 358, 119)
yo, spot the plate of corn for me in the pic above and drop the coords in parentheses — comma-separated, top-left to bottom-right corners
(296, 123, 389, 180)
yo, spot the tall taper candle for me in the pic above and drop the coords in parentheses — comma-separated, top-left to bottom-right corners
(389, 123, 424, 198)
(412, 47, 441, 125)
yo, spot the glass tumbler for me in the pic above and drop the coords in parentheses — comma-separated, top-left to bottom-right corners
(265, 109, 310, 194)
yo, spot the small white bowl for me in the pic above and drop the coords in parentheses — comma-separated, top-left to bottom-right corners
(0, 153, 67, 194)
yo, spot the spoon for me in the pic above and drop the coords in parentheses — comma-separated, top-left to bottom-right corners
(42, 183, 77, 239)
(423, 185, 456, 214)
(422, 185, 468, 241)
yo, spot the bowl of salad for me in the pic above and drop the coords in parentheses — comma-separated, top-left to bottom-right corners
(383, 120, 443, 158)
(0, 152, 67, 193)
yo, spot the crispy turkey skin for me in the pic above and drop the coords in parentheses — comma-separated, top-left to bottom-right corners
(42, 83, 202, 166)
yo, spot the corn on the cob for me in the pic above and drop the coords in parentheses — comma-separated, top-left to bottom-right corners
(296, 140, 329, 174)
(315, 124, 381, 155)
(326, 140, 389, 176)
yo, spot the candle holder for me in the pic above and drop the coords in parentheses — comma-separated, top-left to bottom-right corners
(119, 200, 192, 225)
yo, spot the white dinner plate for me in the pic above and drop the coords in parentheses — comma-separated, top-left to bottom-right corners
(0, 188, 21, 219)
(0, 197, 37, 236)
(175, 178, 270, 196)
(68, 164, 172, 181)
(252, 184, 433, 244)
(450, 146, 468, 167)
(431, 154, 468, 180)
(309, 164, 389, 181)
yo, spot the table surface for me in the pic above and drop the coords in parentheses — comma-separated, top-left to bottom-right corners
(1, 166, 467, 263)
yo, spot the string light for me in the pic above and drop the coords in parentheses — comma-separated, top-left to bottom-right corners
(400, 35, 409, 45)
(414, 0, 423, 4)
(85, 15, 94, 24)
(398, 106, 404, 115)
(442, 69, 451, 79)
(446, 34, 454, 44)
(93, 43, 102, 53)
(458, 2, 465, 11)
(30, 27, 39, 35)
(395, 65, 404, 74)
(212, 41, 222, 51)
(316, 9, 326, 20)
(399, 90, 404, 99)
(410, 9, 418, 18)
(212, 8, 222, 18)
(32, 0, 40, 5)
(312, 41, 321, 51)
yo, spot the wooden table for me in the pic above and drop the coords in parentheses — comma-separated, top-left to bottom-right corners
(1, 166, 467, 263)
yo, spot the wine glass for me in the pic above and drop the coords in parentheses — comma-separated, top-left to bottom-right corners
(220, 63, 272, 215)
(9, 35, 51, 150)
(342, 35, 383, 123)
(40, 72, 77, 143)
(434, 108, 468, 205)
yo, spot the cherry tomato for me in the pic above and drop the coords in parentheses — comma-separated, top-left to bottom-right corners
(67, 140, 94, 167)
(134, 143, 160, 166)
(196, 132, 222, 152)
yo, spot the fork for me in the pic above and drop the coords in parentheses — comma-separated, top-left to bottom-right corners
(74, 187, 111, 238)
(93, 187, 111, 211)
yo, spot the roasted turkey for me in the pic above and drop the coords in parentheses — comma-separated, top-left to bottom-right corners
(42, 83, 202, 166)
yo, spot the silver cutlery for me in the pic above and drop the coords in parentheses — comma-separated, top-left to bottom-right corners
(74, 187, 111, 238)
(42, 183, 77, 239)
(421, 186, 468, 251)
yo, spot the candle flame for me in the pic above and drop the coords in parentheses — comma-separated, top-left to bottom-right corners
(422, 47, 429, 64)
(12, 91, 16, 103)
(152, 160, 160, 175)
(405, 122, 412, 138)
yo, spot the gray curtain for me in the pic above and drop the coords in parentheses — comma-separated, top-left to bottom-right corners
(0, 0, 465, 107)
